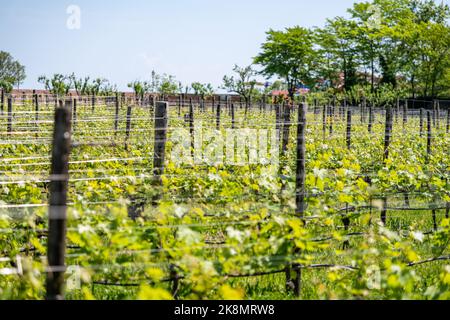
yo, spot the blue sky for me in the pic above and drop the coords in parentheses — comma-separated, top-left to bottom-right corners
(0, 0, 447, 91)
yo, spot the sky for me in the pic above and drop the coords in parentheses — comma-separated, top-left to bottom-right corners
(0, 0, 447, 91)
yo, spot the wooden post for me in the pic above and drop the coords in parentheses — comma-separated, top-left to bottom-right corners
(281, 103, 291, 292)
(361, 96, 366, 123)
(72, 99, 77, 133)
(125, 105, 132, 150)
(296, 103, 307, 217)
(445, 202, 449, 219)
(426, 110, 432, 162)
(322, 104, 327, 139)
(329, 102, 333, 136)
(313, 98, 318, 120)
(170, 264, 180, 299)
(34, 92, 39, 123)
(380, 196, 388, 226)
(231, 103, 235, 129)
(275, 104, 282, 142)
(292, 103, 307, 298)
(420, 108, 424, 137)
(114, 95, 120, 135)
(432, 100, 437, 128)
(346, 110, 352, 149)
(395, 98, 399, 123)
(436, 101, 440, 130)
(7, 97, 12, 134)
(91, 95, 95, 113)
(432, 209, 437, 231)
(368, 105, 373, 133)
(339, 98, 344, 119)
(189, 99, 194, 159)
(447, 109, 450, 134)
(216, 102, 221, 131)
(1, 88, 4, 115)
(384, 105, 393, 161)
(281, 104, 291, 155)
(343, 97, 347, 118)
(402, 100, 408, 129)
(46, 101, 72, 300)
(153, 102, 168, 186)
(379, 105, 394, 225)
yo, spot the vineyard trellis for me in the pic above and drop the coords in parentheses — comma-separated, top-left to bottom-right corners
(0, 90, 449, 299)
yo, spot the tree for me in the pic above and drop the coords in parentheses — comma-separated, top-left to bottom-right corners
(69, 74, 91, 96)
(254, 26, 315, 100)
(317, 18, 360, 92)
(0, 51, 26, 88)
(88, 78, 109, 96)
(38, 74, 71, 96)
(191, 82, 215, 96)
(222, 64, 258, 106)
(347, 1, 383, 92)
(149, 70, 160, 93)
(99, 80, 118, 96)
(366, 0, 414, 90)
(416, 22, 450, 98)
(0, 80, 13, 93)
(144, 70, 180, 95)
(313, 27, 341, 90)
(128, 80, 150, 104)
(158, 74, 179, 95)
(410, 0, 449, 24)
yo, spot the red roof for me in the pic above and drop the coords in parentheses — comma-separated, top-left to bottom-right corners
(271, 90, 289, 96)
(271, 89, 309, 96)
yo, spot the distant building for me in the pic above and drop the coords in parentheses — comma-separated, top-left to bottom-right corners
(271, 87, 310, 97)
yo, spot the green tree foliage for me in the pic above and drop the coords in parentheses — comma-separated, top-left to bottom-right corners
(254, 0, 450, 99)
(38, 74, 71, 96)
(254, 27, 315, 99)
(158, 74, 179, 95)
(190, 82, 215, 96)
(127, 80, 150, 104)
(316, 18, 360, 91)
(88, 78, 109, 96)
(222, 64, 259, 105)
(40, 74, 116, 97)
(0, 51, 26, 88)
(69, 74, 91, 96)
(142, 70, 180, 95)
(0, 80, 13, 93)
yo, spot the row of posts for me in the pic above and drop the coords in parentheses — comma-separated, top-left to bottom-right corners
(45, 99, 168, 299)
(4, 92, 449, 299)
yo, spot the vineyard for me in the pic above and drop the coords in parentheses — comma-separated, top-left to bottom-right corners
(0, 92, 448, 300)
